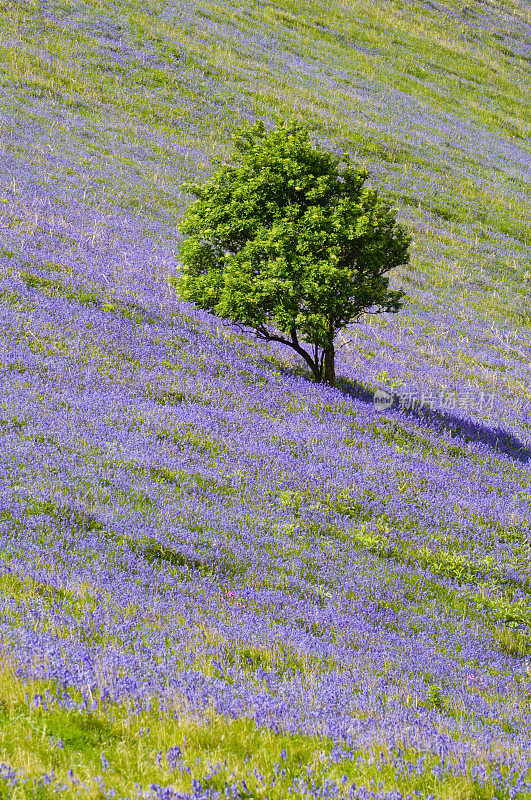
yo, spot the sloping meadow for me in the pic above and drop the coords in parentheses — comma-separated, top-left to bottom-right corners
(1, 0, 531, 797)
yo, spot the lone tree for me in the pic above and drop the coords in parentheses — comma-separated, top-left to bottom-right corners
(171, 120, 412, 387)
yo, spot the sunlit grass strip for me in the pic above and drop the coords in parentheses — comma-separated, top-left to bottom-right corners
(0, 661, 528, 800)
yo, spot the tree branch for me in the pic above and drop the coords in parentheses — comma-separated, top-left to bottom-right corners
(290, 327, 300, 348)
(250, 324, 320, 376)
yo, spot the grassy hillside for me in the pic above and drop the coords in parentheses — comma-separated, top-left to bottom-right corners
(0, 0, 531, 797)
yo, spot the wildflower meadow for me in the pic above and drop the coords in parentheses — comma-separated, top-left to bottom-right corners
(0, 0, 531, 797)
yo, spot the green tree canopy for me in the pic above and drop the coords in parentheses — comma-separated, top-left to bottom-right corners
(170, 120, 412, 386)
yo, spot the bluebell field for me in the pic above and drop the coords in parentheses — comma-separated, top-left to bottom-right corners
(0, 0, 531, 797)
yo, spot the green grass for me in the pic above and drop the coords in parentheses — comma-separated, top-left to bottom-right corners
(0, 661, 522, 800)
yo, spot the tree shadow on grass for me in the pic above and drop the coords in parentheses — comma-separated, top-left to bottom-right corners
(335, 376, 531, 465)
(266, 356, 531, 464)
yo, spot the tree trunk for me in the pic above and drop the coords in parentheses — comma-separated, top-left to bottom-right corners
(323, 333, 335, 387)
